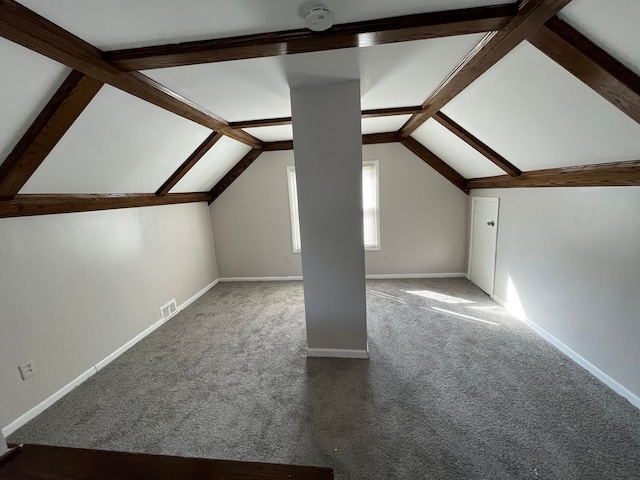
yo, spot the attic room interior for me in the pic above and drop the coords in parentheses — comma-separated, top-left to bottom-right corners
(1, 0, 639, 478)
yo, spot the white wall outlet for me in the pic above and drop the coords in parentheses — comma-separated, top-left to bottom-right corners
(285, 255, 291, 263)
(384, 251, 390, 260)
(18, 360, 36, 380)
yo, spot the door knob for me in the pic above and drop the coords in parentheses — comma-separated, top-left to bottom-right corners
(487, 221, 495, 226)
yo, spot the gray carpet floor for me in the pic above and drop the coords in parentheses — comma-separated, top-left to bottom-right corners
(9, 279, 640, 479)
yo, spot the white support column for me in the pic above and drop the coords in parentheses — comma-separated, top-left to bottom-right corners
(290, 80, 368, 358)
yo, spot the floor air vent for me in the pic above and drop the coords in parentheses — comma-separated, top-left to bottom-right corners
(160, 299, 178, 320)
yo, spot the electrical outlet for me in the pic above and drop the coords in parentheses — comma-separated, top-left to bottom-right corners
(285, 255, 291, 263)
(384, 251, 390, 260)
(18, 360, 36, 380)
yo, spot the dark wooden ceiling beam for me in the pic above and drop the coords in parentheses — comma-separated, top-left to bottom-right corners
(361, 106, 423, 119)
(400, 137, 468, 193)
(209, 149, 264, 203)
(261, 132, 400, 151)
(230, 117, 293, 129)
(400, 0, 572, 137)
(156, 132, 223, 196)
(229, 106, 423, 129)
(262, 141, 294, 152)
(0, 70, 103, 200)
(106, 5, 517, 71)
(362, 132, 401, 145)
(215, 131, 402, 202)
(466, 160, 640, 189)
(433, 112, 521, 176)
(528, 16, 640, 125)
(0, 0, 261, 148)
(0, 193, 212, 218)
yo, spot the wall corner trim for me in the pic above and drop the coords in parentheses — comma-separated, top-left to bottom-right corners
(1, 278, 220, 437)
(307, 348, 370, 359)
(492, 295, 640, 410)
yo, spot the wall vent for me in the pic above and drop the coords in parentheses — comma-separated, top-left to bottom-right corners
(160, 299, 178, 320)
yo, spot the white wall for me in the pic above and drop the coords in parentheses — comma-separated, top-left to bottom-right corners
(473, 187, 640, 400)
(210, 143, 469, 278)
(0, 202, 218, 430)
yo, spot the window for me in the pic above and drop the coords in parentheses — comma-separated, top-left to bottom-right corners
(286, 166, 302, 253)
(286, 161, 380, 253)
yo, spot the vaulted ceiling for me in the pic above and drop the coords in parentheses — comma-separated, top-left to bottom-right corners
(0, 0, 639, 218)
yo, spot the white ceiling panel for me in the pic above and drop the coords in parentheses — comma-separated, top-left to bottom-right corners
(146, 57, 290, 122)
(358, 34, 485, 110)
(0, 37, 70, 167)
(559, 0, 640, 76)
(246, 125, 294, 142)
(170, 137, 252, 193)
(20, 86, 212, 194)
(17, 0, 507, 50)
(361, 116, 411, 135)
(412, 119, 505, 179)
(146, 34, 485, 122)
(441, 42, 640, 171)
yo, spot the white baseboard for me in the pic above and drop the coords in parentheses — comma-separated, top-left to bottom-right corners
(307, 348, 369, 359)
(2, 278, 220, 437)
(95, 316, 170, 372)
(493, 295, 640, 410)
(2, 367, 96, 437)
(95, 278, 219, 372)
(220, 276, 303, 282)
(220, 273, 466, 282)
(180, 279, 219, 310)
(366, 273, 467, 279)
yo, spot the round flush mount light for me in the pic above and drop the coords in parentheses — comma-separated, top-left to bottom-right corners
(305, 7, 334, 32)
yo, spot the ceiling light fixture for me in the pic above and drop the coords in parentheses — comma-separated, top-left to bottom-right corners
(305, 7, 334, 32)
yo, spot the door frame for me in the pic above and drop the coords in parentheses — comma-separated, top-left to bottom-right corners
(468, 196, 500, 297)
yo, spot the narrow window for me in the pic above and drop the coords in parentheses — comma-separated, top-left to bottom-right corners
(286, 166, 302, 253)
(287, 161, 380, 252)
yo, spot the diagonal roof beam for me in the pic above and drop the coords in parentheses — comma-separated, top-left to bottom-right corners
(400, 0, 573, 138)
(0, 193, 212, 218)
(229, 106, 423, 129)
(156, 132, 223, 196)
(400, 137, 468, 193)
(106, 5, 518, 71)
(433, 112, 522, 176)
(0, 0, 261, 148)
(466, 160, 640, 189)
(528, 16, 640, 125)
(209, 149, 264, 203)
(0, 70, 103, 200)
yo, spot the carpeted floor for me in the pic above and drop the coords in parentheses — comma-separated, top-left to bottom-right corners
(9, 279, 640, 479)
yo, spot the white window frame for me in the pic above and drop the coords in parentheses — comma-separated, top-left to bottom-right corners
(362, 160, 381, 251)
(286, 165, 302, 253)
(286, 161, 380, 253)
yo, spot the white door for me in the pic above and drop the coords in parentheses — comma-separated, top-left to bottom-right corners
(469, 197, 499, 295)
